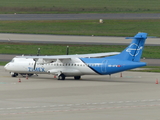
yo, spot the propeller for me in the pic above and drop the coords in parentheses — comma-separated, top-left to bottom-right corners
(37, 48, 40, 56)
(33, 48, 41, 70)
(66, 46, 69, 55)
(33, 59, 37, 70)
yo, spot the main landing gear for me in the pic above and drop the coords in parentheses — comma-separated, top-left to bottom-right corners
(57, 74, 81, 80)
(74, 76, 81, 80)
(58, 74, 66, 80)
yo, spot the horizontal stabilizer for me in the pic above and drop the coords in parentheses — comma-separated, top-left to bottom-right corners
(126, 33, 147, 39)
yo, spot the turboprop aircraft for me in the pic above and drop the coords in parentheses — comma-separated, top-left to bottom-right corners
(4, 32, 148, 80)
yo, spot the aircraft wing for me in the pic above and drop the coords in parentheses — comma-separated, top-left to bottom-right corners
(15, 52, 120, 60)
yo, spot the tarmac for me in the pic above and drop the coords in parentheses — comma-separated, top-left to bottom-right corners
(0, 33, 159, 46)
(0, 13, 160, 20)
(1, 66, 160, 120)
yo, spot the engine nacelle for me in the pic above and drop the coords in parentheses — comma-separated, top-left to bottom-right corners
(47, 69, 81, 76)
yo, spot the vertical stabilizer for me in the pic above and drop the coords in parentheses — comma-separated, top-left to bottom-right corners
(108, 32, 147, 62)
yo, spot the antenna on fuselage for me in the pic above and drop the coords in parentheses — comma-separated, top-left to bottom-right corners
(66, 46, 69, 55)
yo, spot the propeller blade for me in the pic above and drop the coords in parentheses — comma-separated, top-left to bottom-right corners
(33, 61, 36, 70)
(66, 46, 69, 55)
(37, 48, 40, 56)
(33, 59, 37, 70)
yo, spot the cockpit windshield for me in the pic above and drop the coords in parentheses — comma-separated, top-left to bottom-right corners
(10, 59, 15, 63)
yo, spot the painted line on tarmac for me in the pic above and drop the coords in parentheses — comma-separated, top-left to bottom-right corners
(0, 99, 160, 111)
(0, 82, 17, 84)
(1, 104, 160, 116)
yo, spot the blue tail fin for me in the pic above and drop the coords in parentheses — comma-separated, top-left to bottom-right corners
(108, 32, 147, 62)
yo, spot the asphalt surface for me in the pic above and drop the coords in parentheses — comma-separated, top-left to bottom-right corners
(1, 66, 160, 120)
(0, 33, 159, 46)
(0, 13, 160, 20)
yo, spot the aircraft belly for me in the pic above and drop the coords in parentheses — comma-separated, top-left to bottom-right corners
(46, 65, 97, 76)
(78, 66, 98, 75)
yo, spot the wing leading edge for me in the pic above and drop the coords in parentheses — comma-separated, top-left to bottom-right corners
(15, 52, 120, 61)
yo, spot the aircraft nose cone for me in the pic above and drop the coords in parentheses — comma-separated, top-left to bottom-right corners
(4, 64, 9, 70)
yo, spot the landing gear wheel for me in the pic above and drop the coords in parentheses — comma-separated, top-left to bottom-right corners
(28, 74, 33, 77)
(74, 76, 81, 80)
(11, 73, 18, 77)
(58, 74, 65, 80)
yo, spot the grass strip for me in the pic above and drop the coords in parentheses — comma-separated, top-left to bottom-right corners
(0, 62, 7, 66)
(0, 20, 160, 37)
(1, 43, 160, 59)
(0, 0, 160, 13)
(131, 66, 160, 73)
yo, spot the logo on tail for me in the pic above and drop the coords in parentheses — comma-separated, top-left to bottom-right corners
(126, 43, 143, 56)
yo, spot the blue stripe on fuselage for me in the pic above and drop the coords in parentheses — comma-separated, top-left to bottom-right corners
(80, 58, 146, 75)
(80, 58, 104, 75)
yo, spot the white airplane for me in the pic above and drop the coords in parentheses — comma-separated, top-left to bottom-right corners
(4, 32, 148, 80)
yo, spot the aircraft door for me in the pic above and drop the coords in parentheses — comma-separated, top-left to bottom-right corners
(101, 60, 108, 73)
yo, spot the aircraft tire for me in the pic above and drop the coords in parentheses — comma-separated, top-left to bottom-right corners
(11, 73, 18, 77)
(74, 76, 81, 80)
(58, 74, 65, 80)
(28, 74, 34, 77)
(11, 74, 16, 77)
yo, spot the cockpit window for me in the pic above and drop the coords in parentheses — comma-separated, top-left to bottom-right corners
(10, 59, 14, 63)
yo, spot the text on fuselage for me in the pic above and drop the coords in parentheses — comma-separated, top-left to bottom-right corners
(28, 67, 45, 72)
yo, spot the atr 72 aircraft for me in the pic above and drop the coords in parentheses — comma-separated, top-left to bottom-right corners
(4, 32, 148, 80)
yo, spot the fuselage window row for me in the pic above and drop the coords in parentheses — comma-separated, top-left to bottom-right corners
(29, 63, 101, 67)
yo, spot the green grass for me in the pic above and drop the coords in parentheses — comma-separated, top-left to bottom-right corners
(131, 66, 160, 73)
(0, 62, 7, 66)
(0, 20, 160, 37)
(1, 43, 160, 59)
(0, 0, 160, 13)
(0, 43, 122, 55)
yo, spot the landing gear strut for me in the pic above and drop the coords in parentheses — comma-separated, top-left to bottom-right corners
(58, 74, 65, 80)
(74, 76, 81, 80)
